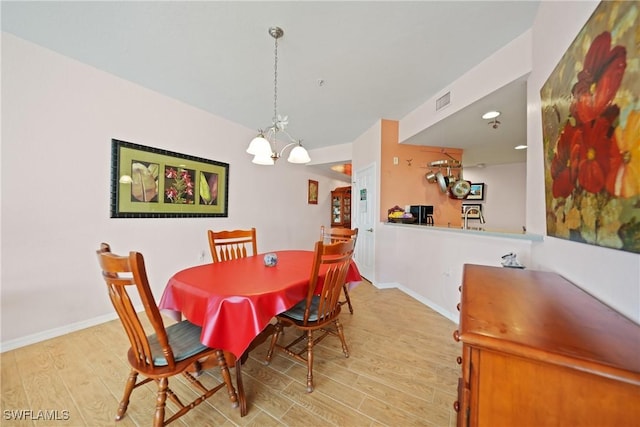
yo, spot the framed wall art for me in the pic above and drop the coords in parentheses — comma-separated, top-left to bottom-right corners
(461, 204, 482, 219)
(467, 183, 485, 200)
(308, 179, 318, 204)
(110, 139, 229, 218)
(540, 0, 639, 254)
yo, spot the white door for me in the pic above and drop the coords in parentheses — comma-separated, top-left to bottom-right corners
(353, 163, 376, 282)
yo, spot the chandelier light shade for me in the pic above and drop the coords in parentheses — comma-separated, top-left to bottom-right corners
(287, 144, 311, 163)
(247, 26, 311, 166)
(246, 133, 271, 157)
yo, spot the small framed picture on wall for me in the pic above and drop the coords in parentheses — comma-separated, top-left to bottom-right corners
(308, 180, 318, 204)
(467, 183, 485, 200)
(461, 204, 482, 219)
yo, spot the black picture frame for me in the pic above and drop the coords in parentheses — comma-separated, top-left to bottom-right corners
(467, 183, 485, 200)
(110, 139, 229, 218)
(461, 204, 482, 219)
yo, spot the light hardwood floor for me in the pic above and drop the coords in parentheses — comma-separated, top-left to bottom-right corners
(1, 281, 461, 426)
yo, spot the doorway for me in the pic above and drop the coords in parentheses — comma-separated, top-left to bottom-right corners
(353, 163, 376, 282)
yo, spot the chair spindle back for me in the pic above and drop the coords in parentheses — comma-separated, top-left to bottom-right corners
(208, 228, 257, 263)
(303, 239, 356, 325)
(96, 243, 175, 370)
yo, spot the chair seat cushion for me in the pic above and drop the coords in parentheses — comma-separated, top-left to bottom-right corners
(149, 320, 209, 366)
(281, 295, 320, 322)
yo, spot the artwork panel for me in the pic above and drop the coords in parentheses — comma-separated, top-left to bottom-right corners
(110, 139, 229, 218)
(540, 0, 640, 254)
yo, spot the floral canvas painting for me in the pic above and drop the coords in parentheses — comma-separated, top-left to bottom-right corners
(540, 0, 640, 254)
(164, 166, 195, 204)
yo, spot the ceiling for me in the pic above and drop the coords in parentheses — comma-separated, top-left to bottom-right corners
(2, 1, 539, 167)
(404, 76, 529, 167)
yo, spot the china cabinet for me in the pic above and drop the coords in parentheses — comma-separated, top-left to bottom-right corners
(330, 186, 351, 228)
(454, 264, 640, 427)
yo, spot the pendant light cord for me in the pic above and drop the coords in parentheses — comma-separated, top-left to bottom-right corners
(273, 33, 278, 127)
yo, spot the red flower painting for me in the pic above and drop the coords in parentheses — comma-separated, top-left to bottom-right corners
(550, 122, 581, 198)
(541, 1, 640, 254)
(570, 32, 626, 125)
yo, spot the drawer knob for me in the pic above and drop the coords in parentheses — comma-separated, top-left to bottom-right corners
(456, 356, 462, 365)
(456, 303, 461, 311)
(453, 401, 460, 412)
(453, 330, 460, 342)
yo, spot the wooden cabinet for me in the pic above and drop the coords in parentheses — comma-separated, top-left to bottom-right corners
(330, 186, 351, 228)
(454, 264, 640, 427)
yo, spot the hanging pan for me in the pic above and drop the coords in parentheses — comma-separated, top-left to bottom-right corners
(449, 168, 471, 199)
(425, 170, 437, 183)
(436, 171, 449, 193)
(446, 166, 458, 186)
(450, 180, 471, 198)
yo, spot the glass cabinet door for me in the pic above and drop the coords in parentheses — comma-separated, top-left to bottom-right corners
(332, 195, 342, 224)
(330, 187, 351, 227)
(343, 195, 351, 223)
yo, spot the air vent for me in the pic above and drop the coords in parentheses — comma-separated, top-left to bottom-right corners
(436, 92, 451, 111)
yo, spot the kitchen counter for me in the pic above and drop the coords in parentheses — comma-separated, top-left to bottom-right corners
(384, 221, 544, 242)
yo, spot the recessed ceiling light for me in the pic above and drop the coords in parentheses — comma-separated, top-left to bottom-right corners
(482, 111, 501, 120)
(515, 145, 528, 150)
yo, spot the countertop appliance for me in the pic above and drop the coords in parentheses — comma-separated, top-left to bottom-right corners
(410, 205, 434, 225)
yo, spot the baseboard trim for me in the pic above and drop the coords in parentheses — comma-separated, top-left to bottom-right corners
(2, 282, 458, 352)
(1, 312, 119, 353)
(371, 281, 459, 323)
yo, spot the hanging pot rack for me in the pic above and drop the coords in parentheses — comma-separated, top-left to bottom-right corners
(429, 152, 462, 168)
(425, 152, 468, 195)
(429, 159, 461, 168)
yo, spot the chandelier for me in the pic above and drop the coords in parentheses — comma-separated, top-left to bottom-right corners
(246, 26, 311, 165)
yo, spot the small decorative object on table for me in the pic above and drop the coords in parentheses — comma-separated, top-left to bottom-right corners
(263, 253, 278, 267)
(501, 252, 525, 269)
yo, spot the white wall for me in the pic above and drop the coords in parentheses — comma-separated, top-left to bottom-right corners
(463, 162, 526, 233)
(0, 33, 347, 349)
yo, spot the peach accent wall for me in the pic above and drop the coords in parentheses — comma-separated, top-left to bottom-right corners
(379, 119, 464, 226)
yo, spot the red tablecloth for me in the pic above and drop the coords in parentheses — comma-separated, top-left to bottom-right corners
(159, 250, 362, 357)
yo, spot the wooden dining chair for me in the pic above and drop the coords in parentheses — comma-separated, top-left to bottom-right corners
(208, 228, 257, 263)
(320, 226, 359, 313)
(264, 238, 356, 393)
(96, 243, 238, 426)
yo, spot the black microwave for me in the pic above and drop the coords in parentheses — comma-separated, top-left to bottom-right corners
(409, 205, 434, 225)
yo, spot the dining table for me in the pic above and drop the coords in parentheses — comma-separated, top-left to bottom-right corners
(158, 249, 362, 416)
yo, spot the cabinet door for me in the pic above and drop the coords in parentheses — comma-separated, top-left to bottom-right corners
(471, 349, 640, 426)
(330, 187, 351, 227)
(343, 195, 351, 224)
(331, 194, 342, 225)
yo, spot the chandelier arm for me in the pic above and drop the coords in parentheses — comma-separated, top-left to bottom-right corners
(277, 142, 299, 157)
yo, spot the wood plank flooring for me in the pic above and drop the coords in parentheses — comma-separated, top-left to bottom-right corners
(1, 281, 461, 426)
